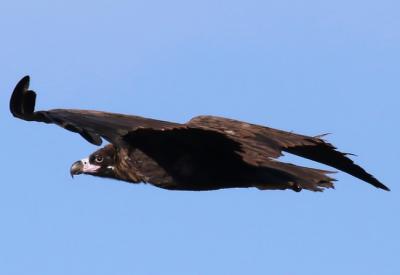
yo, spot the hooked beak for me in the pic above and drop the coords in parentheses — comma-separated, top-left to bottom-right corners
(70, 158, 101, 178)
(70, 161, 83, 177)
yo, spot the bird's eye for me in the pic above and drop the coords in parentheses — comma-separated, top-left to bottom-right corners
(95, 155, 104, 163)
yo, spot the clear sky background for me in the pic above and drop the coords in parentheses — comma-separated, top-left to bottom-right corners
(1, 1, 399, 274)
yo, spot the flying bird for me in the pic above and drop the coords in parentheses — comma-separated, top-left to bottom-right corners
(10, 76, 389, 192)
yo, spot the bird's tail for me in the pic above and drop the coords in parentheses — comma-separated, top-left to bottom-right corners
(254, 161, 336, 192)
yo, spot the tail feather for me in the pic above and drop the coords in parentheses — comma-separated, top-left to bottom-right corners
(256, 160, 337, 192)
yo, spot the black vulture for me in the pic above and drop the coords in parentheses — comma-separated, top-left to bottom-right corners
(10, 76, 389, 192)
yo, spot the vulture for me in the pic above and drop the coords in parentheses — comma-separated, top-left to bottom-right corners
(10, 76, 389, 192)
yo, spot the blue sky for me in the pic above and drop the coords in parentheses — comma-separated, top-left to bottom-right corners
(1, 0, 399, 274)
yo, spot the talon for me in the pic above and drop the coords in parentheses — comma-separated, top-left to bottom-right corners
(290, 182, 302, 192)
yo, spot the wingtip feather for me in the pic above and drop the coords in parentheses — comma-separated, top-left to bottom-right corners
(10, 75, 35, 118)
(377, 183, 390, 192)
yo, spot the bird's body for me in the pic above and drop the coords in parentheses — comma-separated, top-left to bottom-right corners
(92, 144, 293, 191)
(10, 76, 389, 192)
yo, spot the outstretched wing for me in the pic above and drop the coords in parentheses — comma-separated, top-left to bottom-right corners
(10, 76, 183, 145)
(188, 116, 389, 191)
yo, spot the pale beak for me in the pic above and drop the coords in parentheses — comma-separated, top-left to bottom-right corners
(70, 161, 83, 177)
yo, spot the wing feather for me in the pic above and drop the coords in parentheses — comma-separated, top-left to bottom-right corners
(10, 76, 183, 145)
(188, 116, 389, 191)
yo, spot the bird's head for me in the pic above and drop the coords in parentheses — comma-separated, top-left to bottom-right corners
(70, 144, 117, 179)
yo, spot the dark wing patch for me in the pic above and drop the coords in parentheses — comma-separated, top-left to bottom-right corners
(188, 116, 389, 191)
(10, 76, 183, 145)
(123, 128, 248, 190)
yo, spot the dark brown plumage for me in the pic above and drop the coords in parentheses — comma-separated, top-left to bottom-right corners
(10, 76, 389, 192)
